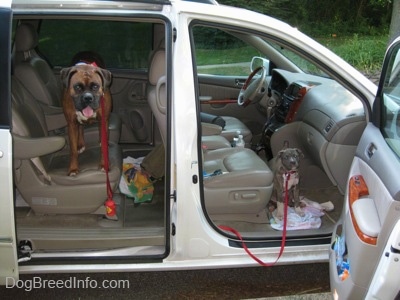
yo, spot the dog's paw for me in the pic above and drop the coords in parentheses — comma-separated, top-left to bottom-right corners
(295, 206, 305, 217)
(78, 146, 86, 154)
(68, 170, 78, 176)
(99, 164, 109, 172)
(275, 202, 284, 220)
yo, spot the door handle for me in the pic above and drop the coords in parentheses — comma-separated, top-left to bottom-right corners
(235, 79, 245, 88)
(366, 143, 377, 159)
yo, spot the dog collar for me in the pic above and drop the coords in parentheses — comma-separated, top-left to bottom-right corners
(283, 171, 299, 191)
(283, 170, 298, 181)
(75, 61, 98, 67)
(285, 170, 297, 176)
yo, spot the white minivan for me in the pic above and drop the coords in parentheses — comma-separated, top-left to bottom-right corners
(0, 0, 399, 298)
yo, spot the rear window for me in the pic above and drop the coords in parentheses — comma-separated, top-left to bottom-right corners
(38, 19, 153, 70)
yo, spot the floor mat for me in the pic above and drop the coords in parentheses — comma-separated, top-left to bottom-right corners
(16, 207, 103, 229)
(123, 180, 165, 228)
(16, 194, 125, 229)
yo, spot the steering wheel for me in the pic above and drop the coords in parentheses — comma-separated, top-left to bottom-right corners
(237, 66, 267, 107)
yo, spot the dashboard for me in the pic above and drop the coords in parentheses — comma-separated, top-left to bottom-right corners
(264, 69, 366, 142)
(260, 69, 367, 192)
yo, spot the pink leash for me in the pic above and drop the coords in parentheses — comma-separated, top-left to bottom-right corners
(100, 95, 116, 218)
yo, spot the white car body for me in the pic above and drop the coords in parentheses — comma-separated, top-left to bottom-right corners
(0, 1, 399, 298)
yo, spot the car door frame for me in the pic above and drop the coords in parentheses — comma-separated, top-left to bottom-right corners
(0, 0, 19, 285)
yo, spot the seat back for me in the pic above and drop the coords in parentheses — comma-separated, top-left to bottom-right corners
(13, 23, 122, 145)
(147, 49, 167, 144)
(11, 77, 49, 138)
(14, 23, 62, 107)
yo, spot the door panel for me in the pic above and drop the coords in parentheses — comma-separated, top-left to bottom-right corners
(330, 124, 400, 298)
(110, 72, 154, 145)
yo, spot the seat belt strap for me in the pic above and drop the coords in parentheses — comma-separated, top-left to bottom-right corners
(31, 157, 52, 183)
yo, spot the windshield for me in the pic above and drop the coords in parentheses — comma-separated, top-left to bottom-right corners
(267, 41, 330, 77)
(193, 26, 330, 78)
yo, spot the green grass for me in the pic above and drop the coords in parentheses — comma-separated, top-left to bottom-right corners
(196, 35, 388, 76)
(195, 47, 260, 65)
(316, 34, 388, 74)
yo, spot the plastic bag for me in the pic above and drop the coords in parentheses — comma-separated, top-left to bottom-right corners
(270, 206, 322, 230)
(119, 157, 154, 204)
(270, 197, 333, 231)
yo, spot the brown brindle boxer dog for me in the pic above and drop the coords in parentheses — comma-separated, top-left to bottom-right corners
(61, 63, 112, 176)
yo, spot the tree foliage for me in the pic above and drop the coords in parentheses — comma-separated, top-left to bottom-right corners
(389, 0, 400, 43)
(218, 0, 392, 37)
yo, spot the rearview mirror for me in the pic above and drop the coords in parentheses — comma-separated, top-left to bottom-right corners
(251, 57, 270, 74)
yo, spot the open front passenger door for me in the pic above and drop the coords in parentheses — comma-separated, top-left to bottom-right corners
(330, 37, 400, 299)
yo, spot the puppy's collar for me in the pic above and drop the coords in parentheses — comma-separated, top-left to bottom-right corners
(284, 170, 297, 176)
(283, 170, 298, 181)
(75, 61, 98, 67)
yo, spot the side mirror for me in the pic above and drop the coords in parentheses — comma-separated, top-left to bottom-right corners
(251, 56, 270, 75)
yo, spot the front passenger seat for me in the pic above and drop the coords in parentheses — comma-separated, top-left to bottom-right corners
(201, 113, 252, 146)
(147, 48, 273, 216)
(147, 48, 252, 146)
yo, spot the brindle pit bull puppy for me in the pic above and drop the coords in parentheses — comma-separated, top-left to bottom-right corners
(273, 146, 304, 220)
(61, 64, 112, 176)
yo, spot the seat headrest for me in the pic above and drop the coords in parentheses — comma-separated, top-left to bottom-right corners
(149, 49, 165, 85)
(15, 23, 38, 52)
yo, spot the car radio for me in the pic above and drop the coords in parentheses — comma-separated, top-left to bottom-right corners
(275, 81, 314, 123)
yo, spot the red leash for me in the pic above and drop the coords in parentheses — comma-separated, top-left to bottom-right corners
(100, 95, 116, 218)
(218, 172, 290, 266)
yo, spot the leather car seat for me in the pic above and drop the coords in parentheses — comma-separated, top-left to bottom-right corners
(203, 147, 273, 214)
(13, 22, 121, 145)
(201, 114, 252, 145)
(147, 48, 273, 215)
(11, 77, 122, 215)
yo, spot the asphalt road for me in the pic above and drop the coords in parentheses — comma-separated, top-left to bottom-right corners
(0, 263, 330, 299)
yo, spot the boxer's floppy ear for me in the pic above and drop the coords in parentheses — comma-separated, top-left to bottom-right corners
(60, 67, 77, 88)
(96, 68, 112, 89)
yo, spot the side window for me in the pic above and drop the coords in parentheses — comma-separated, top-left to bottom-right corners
(381, 43, 400, 157)
(38, 20, 153, 70)
(192, 26, 260, 76)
